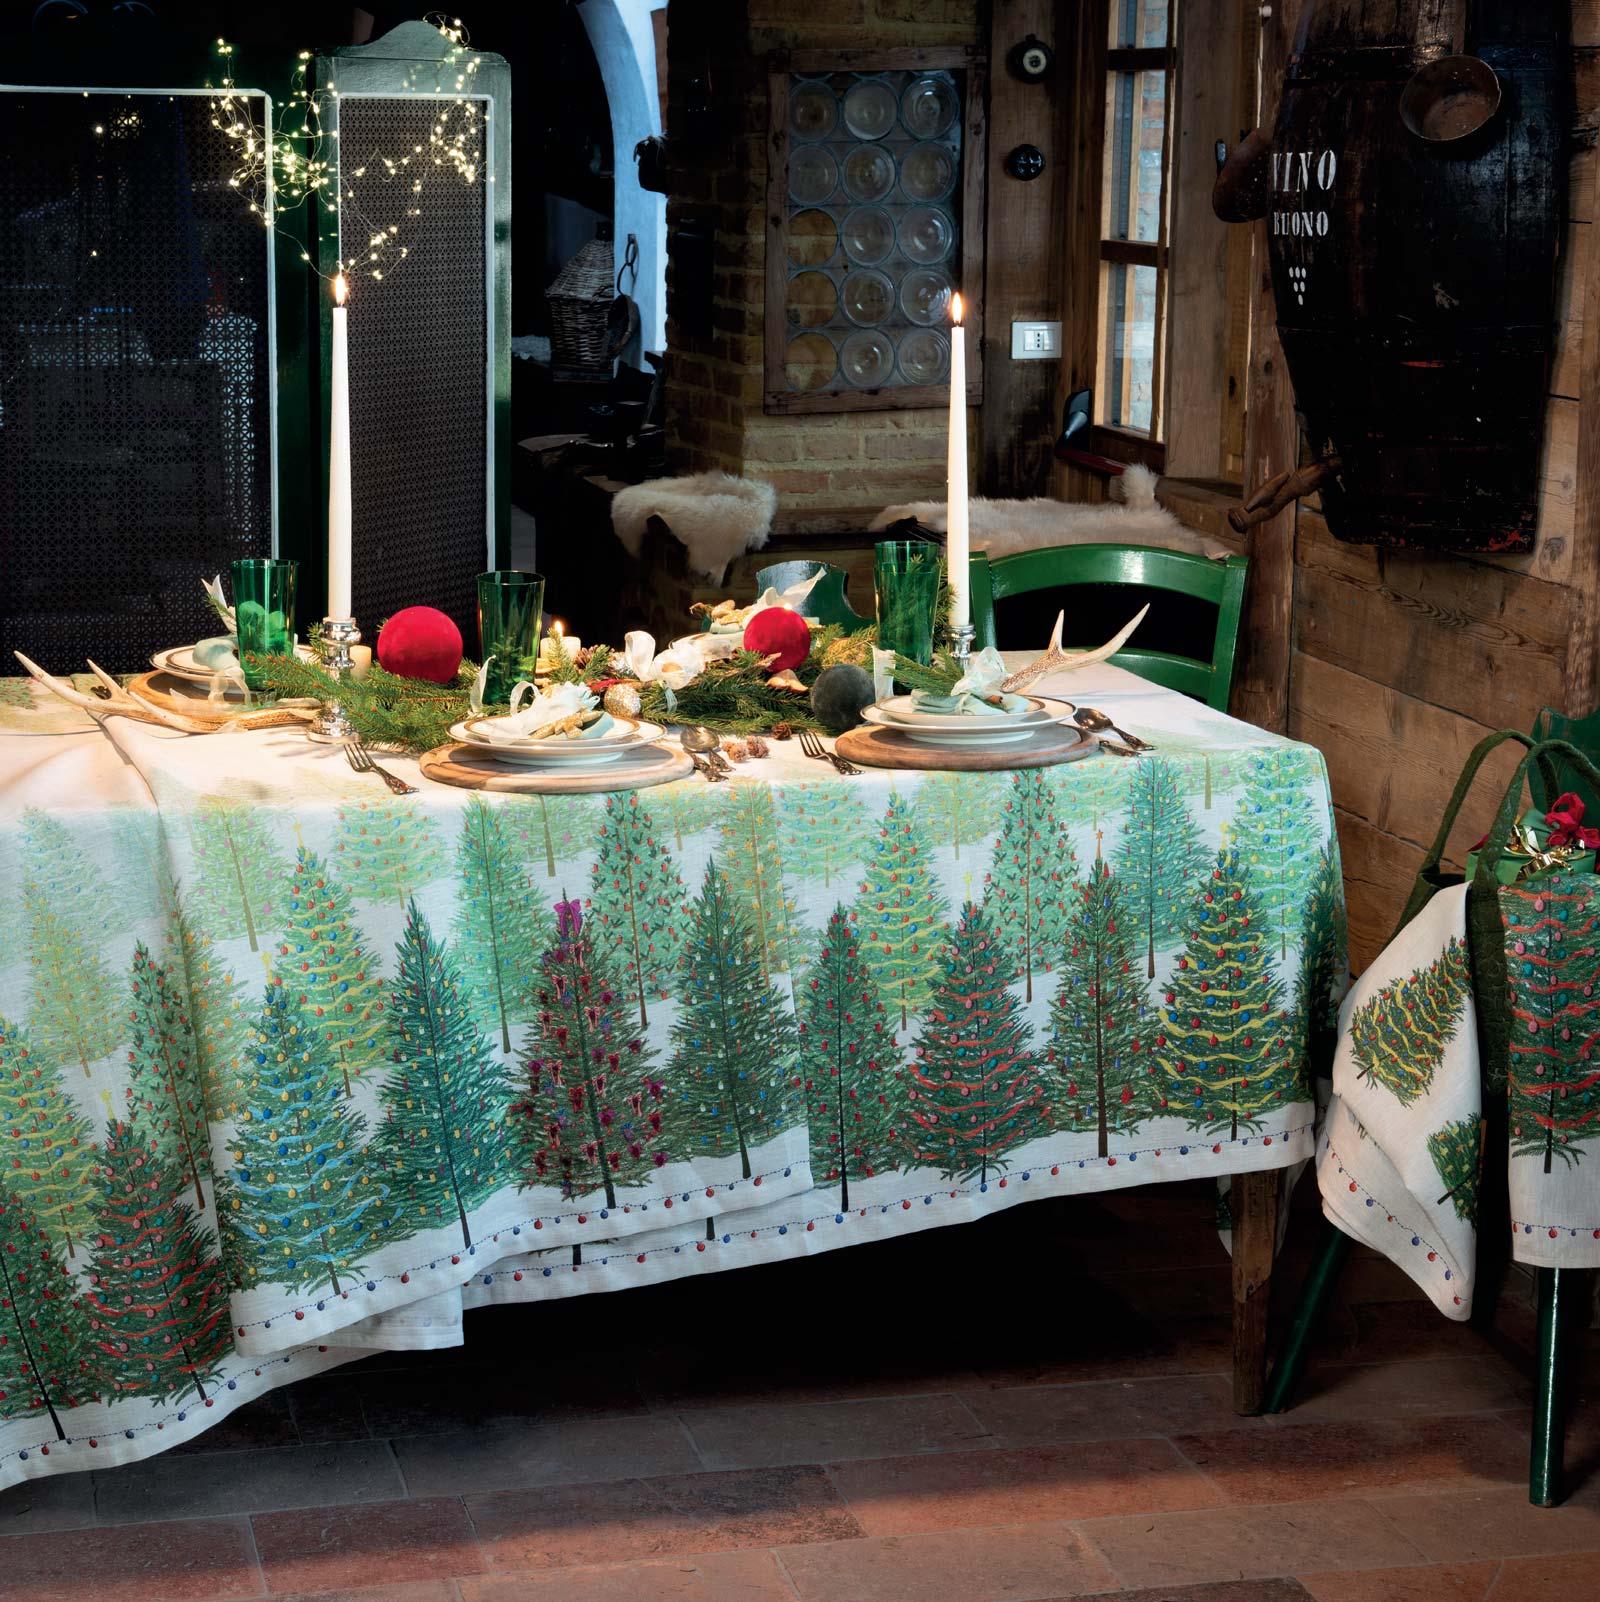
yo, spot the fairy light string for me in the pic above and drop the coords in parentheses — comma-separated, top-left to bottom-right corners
(208, 13, 488, 285)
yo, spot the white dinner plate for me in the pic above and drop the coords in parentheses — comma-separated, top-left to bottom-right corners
(860, 709, 1047, 746)
(152, 642, 316, 686)
(873, 693, 1075, 729)
(449, 719, 664, 766)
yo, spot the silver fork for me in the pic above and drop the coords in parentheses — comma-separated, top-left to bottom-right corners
(799, 729, 861, 777)
(344, 739, 418, 795)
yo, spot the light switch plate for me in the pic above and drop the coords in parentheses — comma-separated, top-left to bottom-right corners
(1011, 320, 1061, 359)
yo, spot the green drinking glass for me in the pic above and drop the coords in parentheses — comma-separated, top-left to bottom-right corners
(477, 570, 545, 705)
(873, 540, 941, 670)
(231, 558, 298, 690)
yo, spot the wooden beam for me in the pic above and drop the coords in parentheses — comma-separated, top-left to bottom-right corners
(1567, 115, 1600, 714)
(1229, 0, 1301, 734)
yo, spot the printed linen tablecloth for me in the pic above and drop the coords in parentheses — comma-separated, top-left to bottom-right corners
(1319, 869, 1600, 1320)
(0, 662, 1343, 1488)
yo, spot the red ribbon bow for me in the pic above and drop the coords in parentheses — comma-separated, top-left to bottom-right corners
(1544, 792, 1600, 851)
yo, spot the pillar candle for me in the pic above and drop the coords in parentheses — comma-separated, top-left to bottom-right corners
(946, 292, 970, 629)
(327, 273, 353, 621)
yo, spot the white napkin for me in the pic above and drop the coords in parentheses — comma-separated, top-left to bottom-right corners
(483, 680, 614, 742)
(910, 647, 1027, 716)
(704, 571, 825, 634)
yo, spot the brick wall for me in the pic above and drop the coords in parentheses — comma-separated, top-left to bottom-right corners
(663, 0, 983, 519)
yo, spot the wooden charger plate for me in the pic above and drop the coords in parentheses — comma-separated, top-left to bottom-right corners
(420, 740, 694, 794)
(835, 721, 1098, 771)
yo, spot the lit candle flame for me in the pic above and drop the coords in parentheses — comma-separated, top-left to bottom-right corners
(551, 619, 564, 640)
(950, 291, 964, 326)
(334, 272, 348, 306)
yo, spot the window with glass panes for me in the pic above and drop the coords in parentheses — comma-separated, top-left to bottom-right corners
(1099, 0, 1174, 439)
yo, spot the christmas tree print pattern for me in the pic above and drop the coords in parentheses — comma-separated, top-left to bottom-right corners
(903, 902, 1046, 1184)
(983, 771, 1078, 1002)
(1048, 860, 1157, 1157)
(652, 780, 723, 852)
(0, 1019, 99, 1261)
(853, 793, 950, 1030)
(452, 800, 545, 1053)
(798, 904, 898, 1207)
(18, 809, 119, 1074)
(1294, 841, 1348, 1077)
(1428, 1114, 1484, 1225)
(715, 782, 800, 981)
(919, 771, 1005, 869)
(1232, 747, 1326, 958)
(184, 798, 287, 951)
(587, 792, 688, 1028)
(219, 981, 387, 1295)
(280, 849, 389, 1093)
(122, 944, 211, 1213)
(1504, 876, 1600, 1173)
(374, 904, 517, 1249)
(171, 909, 252, 1124)
(502, 794, 598, 880)
(83, 1120, 230, 1403)
(1112, 757, 1208, 978)
(513, 904, 665, 1208)
(1347, 937, 1471, 1108)
(334, 794, 450, 910)
(0, 1192, 98, 1436)
(783, 782, 870, 887)
(1159, 848, 1292, 1140)
(669, 862, 800, 1180)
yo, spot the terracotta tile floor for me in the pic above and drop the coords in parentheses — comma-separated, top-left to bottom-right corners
(2, 1180, 1597, 1602)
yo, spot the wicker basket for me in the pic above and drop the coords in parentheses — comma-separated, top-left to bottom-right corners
(548, 224, 615, 378)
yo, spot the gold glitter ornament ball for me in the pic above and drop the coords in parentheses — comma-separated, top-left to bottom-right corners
(603, 684, 642, 718)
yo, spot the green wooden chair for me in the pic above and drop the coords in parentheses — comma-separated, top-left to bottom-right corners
(754, 559, 873, 634)
(968, 545, 1250, 710)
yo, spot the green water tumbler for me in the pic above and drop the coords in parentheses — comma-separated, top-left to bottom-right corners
(231, 558, 298, 690)
(477, 570, 545, 705)
(873, 540, 941, 670)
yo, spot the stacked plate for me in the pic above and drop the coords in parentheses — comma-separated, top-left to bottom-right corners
(448, 714, 666, 767)
(151, 642, 317, 687)
(861, 694, 1077, 747)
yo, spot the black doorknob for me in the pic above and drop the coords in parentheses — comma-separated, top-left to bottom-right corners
(1005, 144, 1046, 181)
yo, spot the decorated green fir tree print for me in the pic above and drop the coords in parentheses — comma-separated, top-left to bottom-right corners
(783, 782, 870, 887)
(280, 849, 389, 1094)
(0, 1192, 99, 1438)
(587, 792, 688, 1028)
(171, 907, 251, 1124)
(0, 1018, 99, 1260)
(1112, 756, 1208, 979)
(903, 902, 1046, 1184)
(334, 793, 450, 910)
(184, 797, 288, 952)
(1048, 860, 1156, 1157)
(669, 862, 800, 1179)
(18, 809, 119, 1074)
(653, 780, 723, 852)
(798, 904, 898, 1207)
(1232, 746, 1326, 958)
(1056, 759, 1129, 864)
(983, 771, 1079, 1001)
(502, 794, 598, 879)
(853, 793, 950, 1030)
(1159, 848, 1294, 1140)
(715, 781, 799, 980)
(918, 771, 1003, 868)
(123, 943, 211, 1213)
(219, 981, 387, 1295)
(83, 1119, 230, 1404)
(451, 799, 545, 1053)
(374, 904, 517, 1248)
(108, 804, 182, 924)
(1504, 876, 1600, 1172)
(1348, 937, 1471, 1108)
(1294, 841, 1348, 1077)
(513, 899, 664, 1207)
(1428, 1114, 1484, 1224)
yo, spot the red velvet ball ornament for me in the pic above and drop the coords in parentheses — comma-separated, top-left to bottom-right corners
(376, 606, 464, 683)
(742, 606, 811, 672)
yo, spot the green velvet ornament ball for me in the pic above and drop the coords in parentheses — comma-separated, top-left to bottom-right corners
(809, 663, 875, 733)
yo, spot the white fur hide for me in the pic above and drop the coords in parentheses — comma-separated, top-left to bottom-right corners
(868, 463, 1230, 561)
(611, 472, 777, 583)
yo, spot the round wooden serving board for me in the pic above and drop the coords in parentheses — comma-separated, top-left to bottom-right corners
(834, 722, 1098, 771)
(420, 740, 695, 794)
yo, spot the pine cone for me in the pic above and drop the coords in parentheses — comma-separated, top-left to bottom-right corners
(770, 721, 794, 740)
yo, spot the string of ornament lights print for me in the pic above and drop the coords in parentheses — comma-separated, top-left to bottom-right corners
(209, 13, 487, 284)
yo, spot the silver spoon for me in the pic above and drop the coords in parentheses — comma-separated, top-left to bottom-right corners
(680, 725, 732, 775)
(1073, 707, 1154, 750)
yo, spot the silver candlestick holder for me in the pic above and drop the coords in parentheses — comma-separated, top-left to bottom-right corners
(306, 616, 361, 744)
(947, 621, 976, 669)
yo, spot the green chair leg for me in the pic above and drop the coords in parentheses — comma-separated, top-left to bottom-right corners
(1530, 1266, 1569, 1507)
(1263, 1219, 1353, 1414)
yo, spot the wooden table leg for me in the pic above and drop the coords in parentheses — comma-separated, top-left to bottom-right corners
(1231, 1169, 1280, 1414)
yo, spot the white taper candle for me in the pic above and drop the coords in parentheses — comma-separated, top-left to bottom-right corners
(327, 273, 353, 621)
(946, 292, 970, 629)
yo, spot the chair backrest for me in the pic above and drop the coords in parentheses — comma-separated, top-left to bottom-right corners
(1530, 705, 1600, 818)
(969, 543, 1249, 710)
(754, 560, 873, 633)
